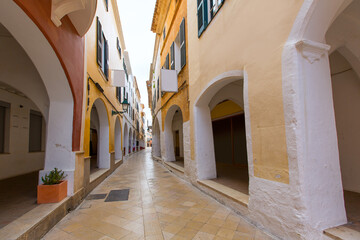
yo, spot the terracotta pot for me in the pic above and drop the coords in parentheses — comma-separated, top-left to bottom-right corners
(37, 180, 67, 204)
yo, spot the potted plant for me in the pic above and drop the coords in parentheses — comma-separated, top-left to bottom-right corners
(37, 168, 67, 204)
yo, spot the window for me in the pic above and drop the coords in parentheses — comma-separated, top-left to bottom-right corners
(116, 37, 121, 59)
(96, 17, 109, 80)
(197, 0, 207, 36)
(116, 87, 122, 103)
(123, 58, 128, 80)
(180, 18, 186, 68)
(157, 78, 159, 100)
(209, 0, 224, 20)
(170, 42, 175, 70)
(104, 0, 108, 11)
(0, 101, 10, 154)
(29, 110, 43, 152)
(165, 54, 169, 69)
(163, 26, 166, 40)
(197, 0, 225, 37)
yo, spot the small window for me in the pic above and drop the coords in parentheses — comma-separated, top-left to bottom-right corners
(116, 87, 122, 103)
(197, 0, 207, 36)
(170, 42, 175, 70)
(96, 17, 109, 80)
(163, 26, 166, 40)
(29, 110, 43, 152)
(157, 78, 159, 100)
(180, 18, 186, 68)
(165, 54, 169, 69)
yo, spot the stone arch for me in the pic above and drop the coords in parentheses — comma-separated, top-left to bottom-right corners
(164, 104, 184, 162)
(0, 1, 75, 194)
(114, 116, 122, 161)
(152, 115, 162, 158)
(129, 128, 132, 154)
(194, 70, 248, 180)
(282, 0, 356, 233)
(89, 98, 110, 170)
(123, 122, 128, 156)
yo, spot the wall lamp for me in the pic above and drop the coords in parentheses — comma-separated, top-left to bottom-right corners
(112, 98, 130, 115)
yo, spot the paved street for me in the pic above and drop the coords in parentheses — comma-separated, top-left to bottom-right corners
(42, 149, 272, 240)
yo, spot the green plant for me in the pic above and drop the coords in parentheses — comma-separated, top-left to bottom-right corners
(41, 168, 67, 185)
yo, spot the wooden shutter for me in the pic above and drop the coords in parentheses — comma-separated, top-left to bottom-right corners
(96, 17, 103, 67)
(180, 18, 186, 68)
(197, 0, 207, 36)
(170, 42, 175, 70)
(104, 39, 109, 79)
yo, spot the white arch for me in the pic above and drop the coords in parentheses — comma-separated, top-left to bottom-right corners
(129, 128, 132, 154)
(152, 116, 161, 158)
(194, 70, 247, 180)
(163, 105, 183, 162)
(281, 0, 353, 235)
(92, 99, 110, 169)
(114, 117, 122, 160)
(123, 123, 128, 156)
(0, 0, 75, 194)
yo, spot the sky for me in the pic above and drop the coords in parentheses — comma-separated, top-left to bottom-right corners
(117, 0, 156, 126)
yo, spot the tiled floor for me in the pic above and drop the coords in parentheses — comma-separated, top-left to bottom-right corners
(213, 164, 249, 195)
(0, 171, 38, 229)
(43, 149, 273, 240)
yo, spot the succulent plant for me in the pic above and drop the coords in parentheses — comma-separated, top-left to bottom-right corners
(41, 168, 67, 185)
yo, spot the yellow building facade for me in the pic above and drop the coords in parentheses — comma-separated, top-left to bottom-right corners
(82, 0, 129, 192)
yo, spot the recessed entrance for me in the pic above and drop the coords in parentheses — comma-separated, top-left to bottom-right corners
(211, 100, 248, 194)
(89, 99, 110, 176)
(164, 105, 184, 168)
(330, 50, 360, 229)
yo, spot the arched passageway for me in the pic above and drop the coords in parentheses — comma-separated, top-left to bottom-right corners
(152, 117, 161, 158)
(282, 0, 360, 232)
(164, 105, 184, 168)
(194, 76, 249, 194)
(123, 123, 128, 156)
(326, 0, 360, 225)
(129, 128, 132, 154)
(0, 1, 74, 227)
(114, 117, 122, 161)
(89, 99, 110, 174)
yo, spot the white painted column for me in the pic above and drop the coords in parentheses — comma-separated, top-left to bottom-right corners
(294, 40, 346, 229)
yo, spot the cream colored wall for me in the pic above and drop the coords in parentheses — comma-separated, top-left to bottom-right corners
(188, 0, 304, 183)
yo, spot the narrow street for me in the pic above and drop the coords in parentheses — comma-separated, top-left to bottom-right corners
(43, 149, 272, 240)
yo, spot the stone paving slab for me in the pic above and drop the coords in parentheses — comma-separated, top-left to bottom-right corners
(42, 150, 273, 240)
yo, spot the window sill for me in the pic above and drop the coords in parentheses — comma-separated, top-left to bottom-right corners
(197, 179, 249, 207)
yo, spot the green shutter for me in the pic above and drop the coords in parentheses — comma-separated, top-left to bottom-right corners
(96, 17, 103, 67)
(170, 42, 175, 70)
(197, 0, 207, 37)
(180, 18, 186, 69)
(104, 39, 109, 80)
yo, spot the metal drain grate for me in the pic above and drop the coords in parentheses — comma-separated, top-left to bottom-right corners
(86, 194, 107, 200)
(105, 189, 130, 202)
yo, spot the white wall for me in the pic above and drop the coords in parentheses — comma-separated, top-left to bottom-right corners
(0, 89, 45, 180)
(0, 25, 49, 180)
(330, 50, 360, 193)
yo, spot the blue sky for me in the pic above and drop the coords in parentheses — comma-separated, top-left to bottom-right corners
(117, 0, 156, 125)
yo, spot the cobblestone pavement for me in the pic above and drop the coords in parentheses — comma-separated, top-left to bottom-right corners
(43, 149, 273, 240)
